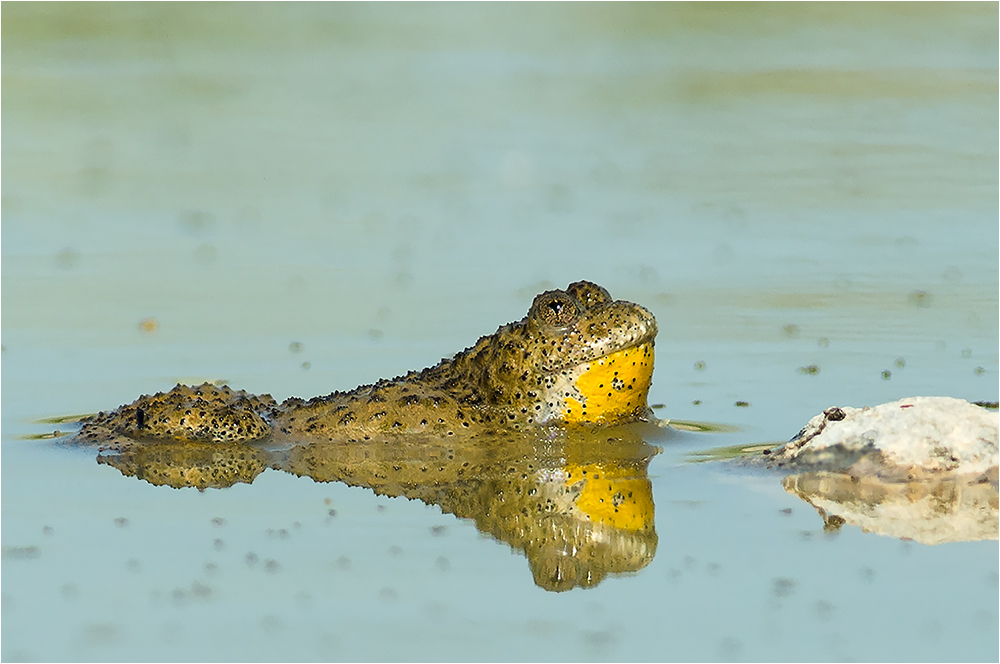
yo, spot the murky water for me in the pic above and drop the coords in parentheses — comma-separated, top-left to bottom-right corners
(2, 4, 997, 662)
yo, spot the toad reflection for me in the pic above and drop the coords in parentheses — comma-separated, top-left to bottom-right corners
(94, 425, 659, 592)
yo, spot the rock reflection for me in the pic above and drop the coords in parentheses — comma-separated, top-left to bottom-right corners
(95, 426, 658, 591)
(782, 469, 998, 545)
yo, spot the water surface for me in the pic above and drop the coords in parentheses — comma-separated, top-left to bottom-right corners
(2, 4, 997, 662)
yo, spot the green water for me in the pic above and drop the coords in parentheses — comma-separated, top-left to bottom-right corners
(2, 4, 997, 661)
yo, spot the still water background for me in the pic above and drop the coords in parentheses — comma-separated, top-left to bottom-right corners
(2, 4, 997, 661)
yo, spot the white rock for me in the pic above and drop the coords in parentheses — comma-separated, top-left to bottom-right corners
(773, 397, 999, 477)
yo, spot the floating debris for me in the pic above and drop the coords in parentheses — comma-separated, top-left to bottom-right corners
(138, 317, 159, 334)
(21, 431, 71, 440)
(2, 545, 41, 560)
(35, 413, 90, 425)
(907, 290, 932, 307)
(687, 443, 775, 462)
(671, 420, 741, 434)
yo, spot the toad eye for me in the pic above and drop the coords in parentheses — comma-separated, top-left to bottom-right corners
(530, 291, 580, 329)
(566, 281, 612, 308)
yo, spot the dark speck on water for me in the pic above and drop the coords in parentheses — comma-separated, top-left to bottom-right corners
(907, 290, 933, 308)
(2, 546, 41, 561)
(773, 578, 797, 598)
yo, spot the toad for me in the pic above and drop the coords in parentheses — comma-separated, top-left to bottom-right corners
(76, 281, 657, 448)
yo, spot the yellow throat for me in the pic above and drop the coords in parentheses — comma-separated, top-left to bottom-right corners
(563, 342, 654, 425)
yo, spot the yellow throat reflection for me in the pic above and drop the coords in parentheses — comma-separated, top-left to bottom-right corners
(563, 461, 655, 532)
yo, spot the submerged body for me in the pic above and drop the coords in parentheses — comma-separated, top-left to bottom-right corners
(76, 281, 657, 448)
